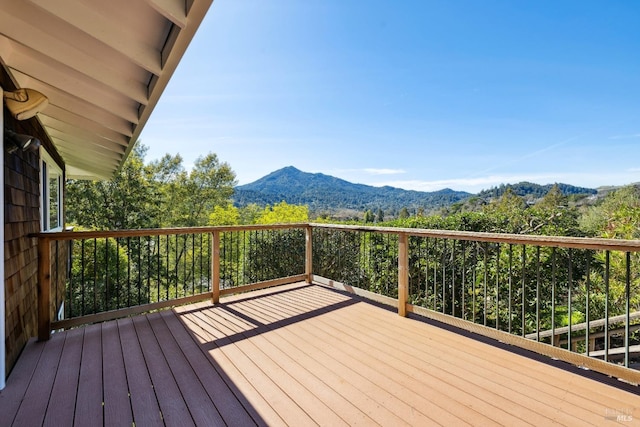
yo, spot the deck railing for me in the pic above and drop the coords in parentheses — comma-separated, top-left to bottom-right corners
(36, 224, 310, 338)
(35, 223, 640, 384)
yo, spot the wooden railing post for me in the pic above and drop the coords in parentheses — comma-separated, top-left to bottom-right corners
(211, 231, 220, 304)
(305, 226, 313, 283)
(398, 232, 408, 317)
(37, 237, 51, 341)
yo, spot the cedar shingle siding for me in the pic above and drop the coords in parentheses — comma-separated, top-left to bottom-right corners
(3, 68, 67, 375)
(4, 143, 40, 375)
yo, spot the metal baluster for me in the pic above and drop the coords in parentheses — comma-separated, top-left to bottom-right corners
(81, 239, 85, 315)
(496, 243, 500, 330)
(585, 253, 591, 355)
(472, 241, 477, 324)
(93, 238, 97, 314)
(451, 240, 456, 317)
(521, 244, 526, 337)
(68, 240, 74, 318)
(536, 246, 541, 342)
(508, 244, 513, 333)
(551, 248, 556, 346)
(483, 242, 488, 327)
(568, 249, 573, 351)
(625, 252, 631, 368)
(442, 239, 447, 314)
(127, 236, 131, 306)
(105, 239, 109, 311)
(462, 240, 466, 321)
(605, 251, 610, 362)
(139, 236, 143, 303)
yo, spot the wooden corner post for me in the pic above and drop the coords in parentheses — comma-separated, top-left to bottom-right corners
(398, 233, 408, 317)
(37, 237, 52, 340)
(305, 226, 313, 283)
(211, 231, 220, 304)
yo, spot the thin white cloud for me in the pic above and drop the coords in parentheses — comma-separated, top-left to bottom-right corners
(368, 171, 640, 193)
(608, 133, 640, 140)
(362, 168, 406, 175)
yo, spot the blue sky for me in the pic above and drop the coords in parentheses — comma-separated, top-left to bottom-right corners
(140, 0, 640, 193)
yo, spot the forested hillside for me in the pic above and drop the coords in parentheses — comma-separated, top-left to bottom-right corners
(234, 166, 471, 215)
(477, 182, 597, 200)
(234, 166, 600, 218)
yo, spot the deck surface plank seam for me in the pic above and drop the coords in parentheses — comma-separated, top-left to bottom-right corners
(235, 293, 488, 426)
(318, 284, 640, 409)
(11, 334, 65, 427)
(146, 312, 227, 426)
(159, 309, 263, 426)
(222, 295, 457, 426)
(313, 297, 600, 426)
(178, 309, 291, 426)
(266, 290, 544, 422)
(335, 297, 623, 420)
(117, 317, 164, 426)
(208, 299, 385, 426)
(131, 315, 196, 427)
(189, 307, 321, 426)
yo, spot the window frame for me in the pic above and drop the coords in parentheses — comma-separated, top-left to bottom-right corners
(40, 149, 64, 232)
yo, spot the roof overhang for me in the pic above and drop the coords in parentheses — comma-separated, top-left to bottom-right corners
(0, 0, 213, 179)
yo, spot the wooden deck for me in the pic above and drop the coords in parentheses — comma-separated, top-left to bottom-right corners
(1, 283, 638, 426)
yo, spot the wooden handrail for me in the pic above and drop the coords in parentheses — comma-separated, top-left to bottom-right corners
(30, 223, 309, 241)
(310, 223, 640, 252)
(30, 222, 640, 252)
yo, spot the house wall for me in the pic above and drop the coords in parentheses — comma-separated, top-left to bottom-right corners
(2, 68, 67, 376)
(4, 123, 41, 375)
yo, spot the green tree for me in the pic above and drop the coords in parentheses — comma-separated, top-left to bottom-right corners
(67, 143, 237, 229)
(170, 153, 236, 226)
(526, 185, 581, 236)
(238, 203, 263, 225)
(66, 144, 158, 229)
(481, 187, 527, 233)
(255, 201, 309, 224)
(209, 203, 240, 225)
(364, 210, 374, 223)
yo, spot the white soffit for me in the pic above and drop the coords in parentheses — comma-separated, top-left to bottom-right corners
(0, 0, 213, 179)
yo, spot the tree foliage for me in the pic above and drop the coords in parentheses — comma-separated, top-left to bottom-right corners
(66, 143, 237, 229)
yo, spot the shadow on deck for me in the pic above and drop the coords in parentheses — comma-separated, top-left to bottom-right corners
(1, 282, 638, 426)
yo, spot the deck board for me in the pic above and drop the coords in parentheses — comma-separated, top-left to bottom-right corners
(11, 333, 65, 427)
(132, 315, 195, 427)
(117, 317, 164, 427)
(1, 282, 639, 427)
(159, 309, 262, 427)
(74, 323, 104, 427)
(102, 320, 134, 427)
(0, 338, 45, 425)
(334, 298, 615, 424)
(146, 312, 225, 426)
(43, 327, 83, 427)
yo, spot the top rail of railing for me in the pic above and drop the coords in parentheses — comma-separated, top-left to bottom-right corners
(32, 222, 640, 252)
(309, 222, 640, 252)
(31, 223, 310, 240)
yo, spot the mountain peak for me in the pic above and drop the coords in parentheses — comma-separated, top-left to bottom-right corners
(234, 167, 472, 214)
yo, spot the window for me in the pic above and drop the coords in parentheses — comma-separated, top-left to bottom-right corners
(41, 150, 63, 231)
